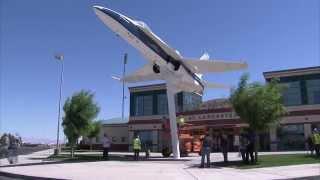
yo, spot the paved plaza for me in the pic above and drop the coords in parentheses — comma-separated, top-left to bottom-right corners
(0, 149, 319, 180)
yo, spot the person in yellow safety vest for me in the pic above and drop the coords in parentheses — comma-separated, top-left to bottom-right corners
(133, 135, 141, 160)
(313, 128, 320, 157)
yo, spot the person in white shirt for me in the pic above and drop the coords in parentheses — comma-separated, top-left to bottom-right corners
(102, 133, 111, 160)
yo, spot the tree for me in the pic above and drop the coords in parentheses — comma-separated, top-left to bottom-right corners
(87, 121, 101, 151)
(62, 90, 100, 157)
(230, 73, 286, 162)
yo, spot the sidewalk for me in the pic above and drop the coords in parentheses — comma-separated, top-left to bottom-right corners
(0, 150, 319, 180)
(0, 148, 55, 166)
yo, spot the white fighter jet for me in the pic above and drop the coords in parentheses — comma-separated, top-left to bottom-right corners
(93, 5, 247, 159)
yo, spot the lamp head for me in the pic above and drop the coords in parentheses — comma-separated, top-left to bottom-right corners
(54, 54, 64, 61)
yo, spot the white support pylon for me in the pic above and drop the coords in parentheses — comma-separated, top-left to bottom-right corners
(166, 83, 180, 159)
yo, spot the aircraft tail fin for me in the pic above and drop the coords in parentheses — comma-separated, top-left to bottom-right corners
(200, 52, 210, 60)
(195, 52, 210, 79)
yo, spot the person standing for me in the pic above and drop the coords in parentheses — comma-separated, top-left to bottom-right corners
(144, 142, 151, 159)
(312, 128, 320, 157)
(102, 133, 111, 160)
(200, 133, 212, 168)
(246, 131, 255, 163)
(307, 135, 314, 155)
(239, 134, 248, 162)
(220, 131, 229, 163)
(0, 134, 9, 159)
(133, 135, 141, 160)
(7, 134, 20, 164)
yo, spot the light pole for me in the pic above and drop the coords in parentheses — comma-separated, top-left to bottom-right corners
(122, 53, 127, 122)
(54, 54, 64, 155)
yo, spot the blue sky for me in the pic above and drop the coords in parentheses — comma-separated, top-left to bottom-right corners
(1, 0, 319, 140)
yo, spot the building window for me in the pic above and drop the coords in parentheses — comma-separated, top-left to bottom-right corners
(282, 81, 302, 106)
(121, 137, 126, 143)
(157, 94, 168, 115)
(277, 124, 304, 150)
(112, 137, 117, 143)
(143, 95, 153, 115)
(137, 131, 153, 149)
(135, 95, 153, 116)
(135, 96, 144, 116)
(183, 92, 202, 112)
(306, 79, 320, 104)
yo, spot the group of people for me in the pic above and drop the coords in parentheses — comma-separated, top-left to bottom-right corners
(200, 130, 256, 168)
(307, 128, 320, 157)
(101, 133, 143, 161)
(200, 132, 231, 168)
(238, 131, 256, 164)
(0, 133, 22, 164)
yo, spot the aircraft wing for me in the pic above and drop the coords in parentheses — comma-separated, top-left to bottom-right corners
(114, 64, 162, 83)
(183, 58, 248, 73)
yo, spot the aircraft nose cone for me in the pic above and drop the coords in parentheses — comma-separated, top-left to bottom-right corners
(93, 5, 104, 11)
(92, 5, 115, 19)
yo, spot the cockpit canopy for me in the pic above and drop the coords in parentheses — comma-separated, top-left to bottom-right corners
(132, 20, 151, 31)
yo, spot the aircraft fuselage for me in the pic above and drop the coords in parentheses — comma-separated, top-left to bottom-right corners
(94, 6, 203, 93)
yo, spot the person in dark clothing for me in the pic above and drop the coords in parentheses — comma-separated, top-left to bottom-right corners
(102, 133, 111, 160)
(144, 142, 150, 159)
(7, 134, 20, 164)
(307, 135, 314, 155)
(220, 132, 228, 163)
(200, 133, 212, 168)
(239, 134, 248, 162)
(245, 131, 255, 163)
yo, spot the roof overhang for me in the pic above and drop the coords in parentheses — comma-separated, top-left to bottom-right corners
(263, 66, 320, 80)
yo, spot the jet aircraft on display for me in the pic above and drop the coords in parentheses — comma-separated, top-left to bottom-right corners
(93, 5, 247, 158)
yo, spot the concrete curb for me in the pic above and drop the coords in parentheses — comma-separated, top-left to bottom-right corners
(0, 171, 68, 180)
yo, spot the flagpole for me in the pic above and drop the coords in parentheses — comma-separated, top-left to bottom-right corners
(122, 53, 127, 122)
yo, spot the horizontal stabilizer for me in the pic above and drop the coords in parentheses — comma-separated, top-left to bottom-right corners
(112, 64, 162, 83)
(111, 76, 121, 81)
(184, 58, 247, 73)
(203, 81, 230, 89)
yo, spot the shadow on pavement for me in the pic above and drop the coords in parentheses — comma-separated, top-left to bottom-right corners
(185, 160, 254, 169)
(213, 160, 248, 168)
(0, 154, 190, 168)
(28, 157, 49, 160)
(0, 171, 68, 180)
(185, 163, 223, 169)
(273, 175, 320, 180)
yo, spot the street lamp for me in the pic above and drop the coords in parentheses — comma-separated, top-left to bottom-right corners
(122, 53, 127, 122)
(54, 53, 64, 155)
(177, 116, 185, 125)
